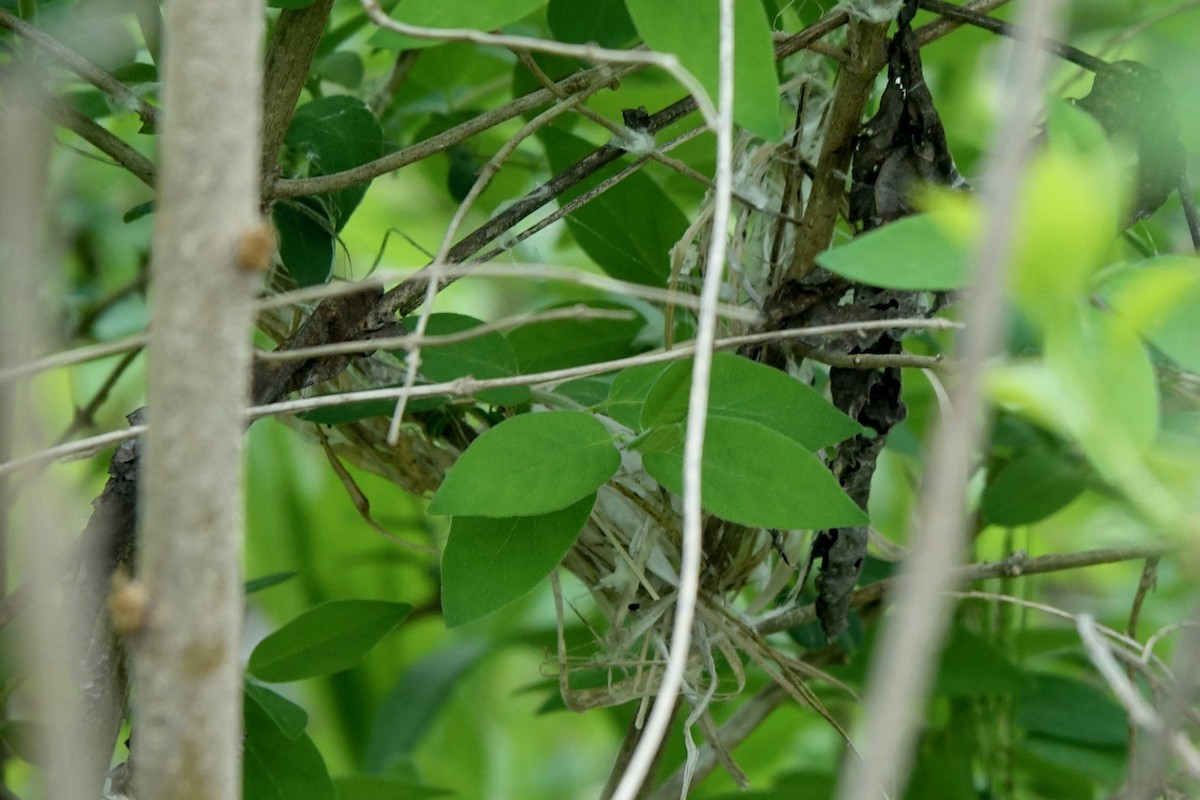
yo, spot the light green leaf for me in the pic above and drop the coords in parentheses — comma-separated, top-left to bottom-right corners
(638, 417, 867, 529)
(428, 411, 620, 517)
(244, 686, 335, 800)
(442, 495, 594, 627)
(639, 353, 863, 448)
(606, 361, 675, 430)
(1102, 256, 1200, 373)
(248, 600, 412, 682)
(417, 313, 530, 405)
(244, 682, 308, 740)
(368, 0, 548, 50)
(539, 126, 689, 286)
(625, 0, 782, 140)
(816, 214, 969, 290)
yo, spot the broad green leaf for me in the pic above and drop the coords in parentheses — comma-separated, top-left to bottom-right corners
(547, 0, 636, 48)
(639, 353, 864, 449)
(416, 313, 530, 406)
(606, 361, 675, 429)
(1016, 674, 1128, 748)
(442, 495, 594, 627)
(297, 399, 397, 425)
(273, 200, 334, 288)
(248, 600, 412, 682)
(551, 377, 612, 408)
(539, 126, 689, 286)
(1102, 256, 1200, 373)
(428, 411, 619, 517)
(638, 417, 867, 529)
(285, 95, 384, 231)
(244, 685, 335, 800)
(982, 451, 1089, 526)
(315, 51, 364, 90)
(244, 682, 308, 740)
(815, 214, 969, 290)
(366, 641, 490, 770)
(625, 0, 782, 141)
(333, 776, 452, 800)
(368, 0, 548, 50)
(245, 571, 299, 596)
(506, 305, 645, 373)
(933, 627, 1031, 696)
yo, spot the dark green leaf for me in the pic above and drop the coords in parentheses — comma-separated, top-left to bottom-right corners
(285, 95, 384, 231)
(505, 305, 644, 374)
(111, 62, 158, 84)
(123, 200, 155, 224)
(268, 0, 317, 7)
(539, 127, 688, 286)
(315, 51, 364, 90)
(428, 411, 620, 517)
(297, 399, 397, 425)
(248, 600, 413, 682)
(934, 627, 1031, 696)
(368, 0, 548, 50)
(244, 686, 335, 800)
(244, 682, 308, 740)
(982, 451, 1089, 526)
(366, 641, 489, 771)
(333, 776, 452, 800)
(416, 313, 530, 405)
(273, 201, 334, 288)
(246, 572, 299, 596)
(442, 495, 594, 627)
(547, 0, 635, 48)
(816, 214, 969, 290)
(1016, 673, 1128, 748)
(625, 0, 782, 140)
(638, 417, 867, 529)
(550, 377, 611, 408)
(639, 353, 864, 449)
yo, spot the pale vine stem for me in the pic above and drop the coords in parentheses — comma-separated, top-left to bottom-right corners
(608, 0, 733, 796)
(835, 1, 1060, 798)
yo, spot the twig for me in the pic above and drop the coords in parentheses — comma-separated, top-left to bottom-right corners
(56, 347, 142, 443)
(836, 4, 1060, 795)
(0, 8, 159, 128)
(1127, 556, 1162, 783)
(758, 544, 1172, 636)
(0, 334, 149, 385)
(40, 96, 156, 187)
(369, 48, 420, 116)
(606, 0, 734, 791)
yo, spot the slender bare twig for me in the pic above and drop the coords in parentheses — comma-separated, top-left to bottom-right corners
(917, 0, 1105, 70)
(608, 0, 734, 795)
(1127, 556, 1162, 782)
(836, 3, 1060, 797)
(0, 334, 150, 385)
(39, 97, 156, 187)
(369, 49, 420, 116)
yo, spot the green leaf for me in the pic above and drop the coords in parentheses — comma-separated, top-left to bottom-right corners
(273, 200, 334, 288)
(297, 399, 397, 425)
(638, 417, 867, 529)
(248, 600, 413, 682)
(625, 0, 782, 141)
(539, 127, 689, 286)
(416, 313, 530, 405)
(1016, 673, 1128, 748)
(244, 685, 335, 800)
(551, 377, 612, 408)
(246, 571, 299, 596)
(982, 451, 1089, 526)
(442, 495, 594, 627)
(639, 353, 864, 448)
(268, 0, 316, 7)
(366, 641, 489, 771)
(1102, 255, 1200, 373)
(333, 776, 452, 800)
(547, 0, 635, 48)
(505, 304, 645, 373)
(428, 411, 619, 517)
(315, 51, 364, 90)
(815, 214, 969, 290)
(933, 627, 1032, 696)
(244, 682, 309, 740)
(285, 95, 384, 230)
(368, 0, 548, 50)
(606, 361, 674, 430)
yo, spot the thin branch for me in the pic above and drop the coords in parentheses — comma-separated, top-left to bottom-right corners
(607, 0, 734, 791)
(0, 334, 149, 385)
(758, 544, 1171, 636)
(0, 8, 160, 129)
(40, 96, 156, 187)
(369, 48, 420, 117)
(836, 3, 1060, 797)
